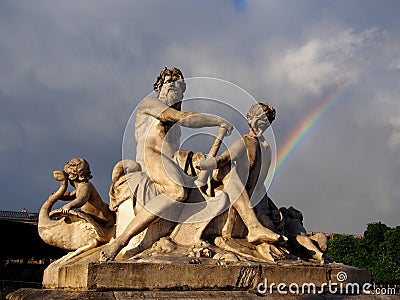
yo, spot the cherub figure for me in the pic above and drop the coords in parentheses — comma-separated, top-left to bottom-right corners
(200, 103, 328, 263)
(61, 158, 115, 229)
(198, 103, 285, 244)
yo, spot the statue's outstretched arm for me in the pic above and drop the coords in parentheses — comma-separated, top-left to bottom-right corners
(140, 97, 232, 133)
(61, 184, 90, 213)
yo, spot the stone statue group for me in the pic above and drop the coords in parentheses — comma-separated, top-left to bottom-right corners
(38, 67, 329, 266)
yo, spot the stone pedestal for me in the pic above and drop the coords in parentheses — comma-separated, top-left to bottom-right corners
(7, 257, 374, 299)
(42, 260, 370, 291)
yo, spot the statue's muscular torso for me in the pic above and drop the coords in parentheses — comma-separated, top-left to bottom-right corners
(135, 97, 181, 172)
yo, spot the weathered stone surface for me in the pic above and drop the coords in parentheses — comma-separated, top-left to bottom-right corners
(45, 260, 261, 291)
(40, 258, 371, 292)
(260, 263, 371, 289)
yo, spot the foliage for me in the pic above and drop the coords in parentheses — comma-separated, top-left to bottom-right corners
(327, 222, 400, 284)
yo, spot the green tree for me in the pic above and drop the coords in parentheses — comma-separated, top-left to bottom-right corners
(381, 226, 400, 284)
(328, 234, 361, 266)
(363, 222, 389, 257)
(328, 222, 400, 284)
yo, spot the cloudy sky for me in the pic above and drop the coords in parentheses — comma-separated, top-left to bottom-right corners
(1, 0, 399, 234)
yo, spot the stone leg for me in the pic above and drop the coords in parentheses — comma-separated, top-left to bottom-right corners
(100, 191, 183, 261)
(222, 167, 284, 244)
(221, 207, 237, 239)
(57, 240, 99, 264)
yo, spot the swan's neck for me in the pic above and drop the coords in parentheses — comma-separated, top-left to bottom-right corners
(38, 198, 57, 225)
(39, 179, 67, 227)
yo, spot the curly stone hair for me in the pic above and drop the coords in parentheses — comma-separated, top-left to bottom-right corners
(64, 158, 93, 182)
(153, 67, 186, 94)
(246, 102, 276, 125)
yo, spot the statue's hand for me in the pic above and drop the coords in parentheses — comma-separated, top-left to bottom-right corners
(219, 121, 233, 136)
(53, 170, 67, 181)
(197, 155, 217, 171)
(61, 204, 72, 214)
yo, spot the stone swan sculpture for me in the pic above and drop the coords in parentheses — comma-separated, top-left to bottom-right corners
(38, 170, 115, 262)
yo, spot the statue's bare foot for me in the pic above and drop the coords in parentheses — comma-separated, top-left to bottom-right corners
(99, 242, 122, 262)
(247, 227, 287, 244)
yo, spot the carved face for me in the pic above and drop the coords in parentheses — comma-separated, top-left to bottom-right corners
(246, 103, 275, 137)
(251, 115, 270, 137)
(158, 77, 185, 106)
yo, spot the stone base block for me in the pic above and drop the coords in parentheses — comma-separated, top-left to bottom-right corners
(7, 258, 377, 299)
(43, 260, 370, 291)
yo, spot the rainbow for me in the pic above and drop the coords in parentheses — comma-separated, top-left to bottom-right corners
(269, 86, 356, 185)
(264, 48, 397, 189)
